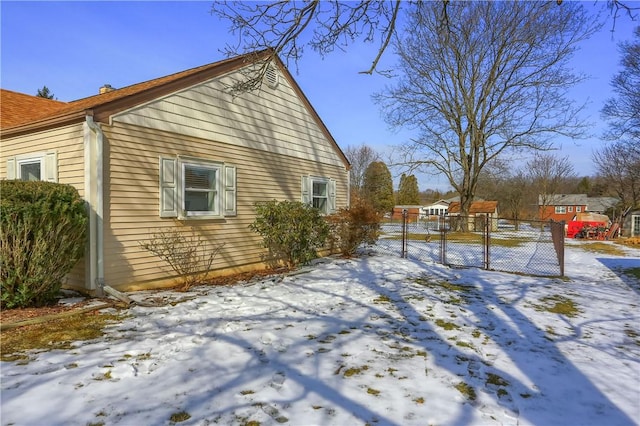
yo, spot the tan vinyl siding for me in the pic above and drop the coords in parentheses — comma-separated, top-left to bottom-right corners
(112, 67, 345, 168)
(0, 123, 87, 289)
(101, 121, 348, 289)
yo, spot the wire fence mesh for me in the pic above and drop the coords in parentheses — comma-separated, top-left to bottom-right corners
(373, 213, 565, 277)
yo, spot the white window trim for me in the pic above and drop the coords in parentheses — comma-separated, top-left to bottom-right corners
(6, 152, 58, 182)
(555, 206, 566, 214)
(181, 158, 223, 218)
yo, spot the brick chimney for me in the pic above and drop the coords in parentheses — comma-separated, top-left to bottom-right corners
(99, 84, 115, 94)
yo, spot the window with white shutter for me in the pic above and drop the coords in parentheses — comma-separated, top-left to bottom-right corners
(301, 175, 337, 214)
(159, 156, 236, 219)
(6, 152, 57, 182)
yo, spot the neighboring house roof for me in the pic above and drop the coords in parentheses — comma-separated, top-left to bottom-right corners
(538, 194, 620, 212)
(448, 201, 498, 214)
(424, 199, 451, 207)
(0, 90, 69, 128)
(0, 50, 350, 169)
(587, 197, 620, 212)
(539, 194, 587, 206)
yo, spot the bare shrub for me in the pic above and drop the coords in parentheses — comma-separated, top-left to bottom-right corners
(327, 196, 382, 257)
(139, 228, 224, 291)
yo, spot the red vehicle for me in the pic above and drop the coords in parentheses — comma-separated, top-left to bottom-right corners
(567, 213, 610, 239)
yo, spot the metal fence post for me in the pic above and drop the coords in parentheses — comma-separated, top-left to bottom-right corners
(484, 214, 491, 270)
(439, 215, 447, 265)
(401, 209, 408, 259)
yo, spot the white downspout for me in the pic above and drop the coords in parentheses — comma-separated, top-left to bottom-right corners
(83, 116, 104, 293)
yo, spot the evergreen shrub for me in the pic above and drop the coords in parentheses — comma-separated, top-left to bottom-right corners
(1, 181, 88, 308)
(250, 200, 329, 268)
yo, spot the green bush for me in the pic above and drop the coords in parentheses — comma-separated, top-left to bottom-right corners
(327, 196, 382, 257)
(1, 181, 88, 308)
(249, 200, 330, 268)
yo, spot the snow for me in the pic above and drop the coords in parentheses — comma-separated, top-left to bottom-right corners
(2, 242, 640, 426)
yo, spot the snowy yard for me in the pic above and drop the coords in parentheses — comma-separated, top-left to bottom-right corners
(1, 242, 639, 426)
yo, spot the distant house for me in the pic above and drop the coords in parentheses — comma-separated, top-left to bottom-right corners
(422, 199, 451, 217)
(0, 50, 351, 293)
(447, 200, 499, 231)
(539, 194, 619, 222)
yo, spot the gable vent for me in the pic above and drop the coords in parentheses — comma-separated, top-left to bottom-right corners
(264, 66, 279, 89)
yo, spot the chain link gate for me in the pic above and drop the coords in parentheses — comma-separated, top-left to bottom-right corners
(382, 212, 564, 277)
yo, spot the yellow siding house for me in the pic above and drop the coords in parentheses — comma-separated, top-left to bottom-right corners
(0, 51, 351, 293)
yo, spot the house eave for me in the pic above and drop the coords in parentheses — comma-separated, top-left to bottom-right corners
(0, 110, 89, 138)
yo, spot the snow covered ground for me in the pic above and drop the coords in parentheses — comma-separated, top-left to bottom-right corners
(2, 242, 639, 426)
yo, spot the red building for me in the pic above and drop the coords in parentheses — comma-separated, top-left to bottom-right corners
(539, 194, 588, 222)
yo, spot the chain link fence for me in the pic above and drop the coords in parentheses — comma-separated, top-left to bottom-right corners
(374, 212, 565, 277)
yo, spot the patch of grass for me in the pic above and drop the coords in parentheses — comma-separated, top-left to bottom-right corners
(344, 365, 369, 377)
(454, 381, 477, 401)
(367, 387, 381, 396)
(373, 295, 391, 304)
(435, 318, 461, 331)
(572, 241, 626, 256)
(169, 411, 191, 423)
(497, 389, 509, 397)
(413, 396, 425, 404)
(533, 295, 581, 317)
(486, 373, 509, 387)
(1, 311, 122, 362)
(318, 335, 336, 344)
(456, 341, 475, 350)
(413, 277, 474, 293)
(240, 390, 255, 395)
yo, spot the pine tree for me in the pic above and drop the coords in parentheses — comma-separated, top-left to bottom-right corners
(36, 86, 55, 99)
(397, 174, 420, 205)
(362, 161, 394, 214)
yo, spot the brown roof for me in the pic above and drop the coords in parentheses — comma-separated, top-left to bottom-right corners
(0, 90, 69, 128)
(448, 201, 498, 214)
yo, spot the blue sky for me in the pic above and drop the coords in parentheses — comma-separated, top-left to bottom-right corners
(1, 1, 638, 192)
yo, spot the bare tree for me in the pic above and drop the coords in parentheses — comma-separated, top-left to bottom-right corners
(476, 158, 533, 225)
(375, 2, 597, 229)
(602, 25, 640, 145)
(593, 141, 640, 209)
(527, 153, 577, 221)
(344, 144, 380, 199)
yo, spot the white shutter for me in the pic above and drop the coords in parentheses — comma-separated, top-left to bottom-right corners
(223, 165, 237, 217)
(6, 158, 16, 179)
(43, 152, 58, 182)
(301, 175, 311, 204)
(328, 178, 337, 213)
(159, 156, 178, 218)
